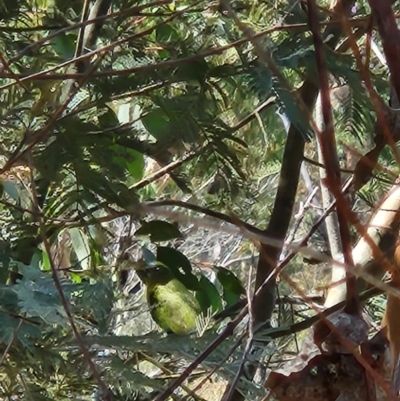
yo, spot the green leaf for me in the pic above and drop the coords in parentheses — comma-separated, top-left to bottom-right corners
(0, 245, 10, 284)
(41, 250, 51, 271)
(195, 276, 222, 313)
(74, 279, 114, 334)
(126, 149, 145, 181)
(0, 314, 41, 350)
(69, 228, 91, 271)
(273, 80, 313, 141)
(222, 288, 242, 307)
(208, 64, 238, 78)
(70, 272, 82, 283)
(156, 246, 199, 290)
(174, 60, 209, 82)
(141, 108, 170, 141)
(216, 267, 245, 296)
(98, 105, 120, 127)
(245, 62, 273, 98)
(49, 33, 76, 60)
(3, 181, 20, 201)
(135, 221, 183, 242)
(155, 24, 180, 43)
(111, 145, 144, 181)
(216, 267, 245, 307)
(125, 149, 145, 180)
(74, 163, 128, 206)
(14, 269, 68, 326)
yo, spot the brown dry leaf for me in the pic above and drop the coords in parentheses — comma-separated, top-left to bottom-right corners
(363, 330, 394, 401)
(266, 327, 392, 401)
(362, 330, 392, 374)
(266, 353, 373, 401)
(266, 354, 339, 401)
(313, 311, 369, 354)
(273, 332, 321, 376)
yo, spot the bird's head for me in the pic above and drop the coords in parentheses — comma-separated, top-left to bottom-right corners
(135, 262, 174, 287)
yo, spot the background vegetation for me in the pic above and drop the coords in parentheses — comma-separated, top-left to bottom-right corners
(0, 0, 397, 400)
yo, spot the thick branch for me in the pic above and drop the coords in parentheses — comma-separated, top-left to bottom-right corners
(254, 79, 318, 321)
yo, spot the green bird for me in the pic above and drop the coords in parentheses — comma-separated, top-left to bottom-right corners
(135, 263, 201, 335)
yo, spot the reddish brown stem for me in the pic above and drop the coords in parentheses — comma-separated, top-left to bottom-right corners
(307, 0, 358, 314)
(368, 0, 400, 105)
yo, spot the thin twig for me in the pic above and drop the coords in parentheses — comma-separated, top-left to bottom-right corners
(0, 17, 370, 85)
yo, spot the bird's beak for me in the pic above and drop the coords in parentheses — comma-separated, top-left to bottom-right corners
(135, 267, 150, 281)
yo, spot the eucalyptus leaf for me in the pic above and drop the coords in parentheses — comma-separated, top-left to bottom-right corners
(195, 275, 223, 313)
(157, 246, 199, 290)
(69, 228, 91, 271)
(135, 221, 183, 242)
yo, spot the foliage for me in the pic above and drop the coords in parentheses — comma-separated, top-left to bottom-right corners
(0, 0, 394, 400)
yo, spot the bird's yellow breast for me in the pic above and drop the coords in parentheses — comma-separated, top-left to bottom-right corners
(147, 279, 201, 335)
